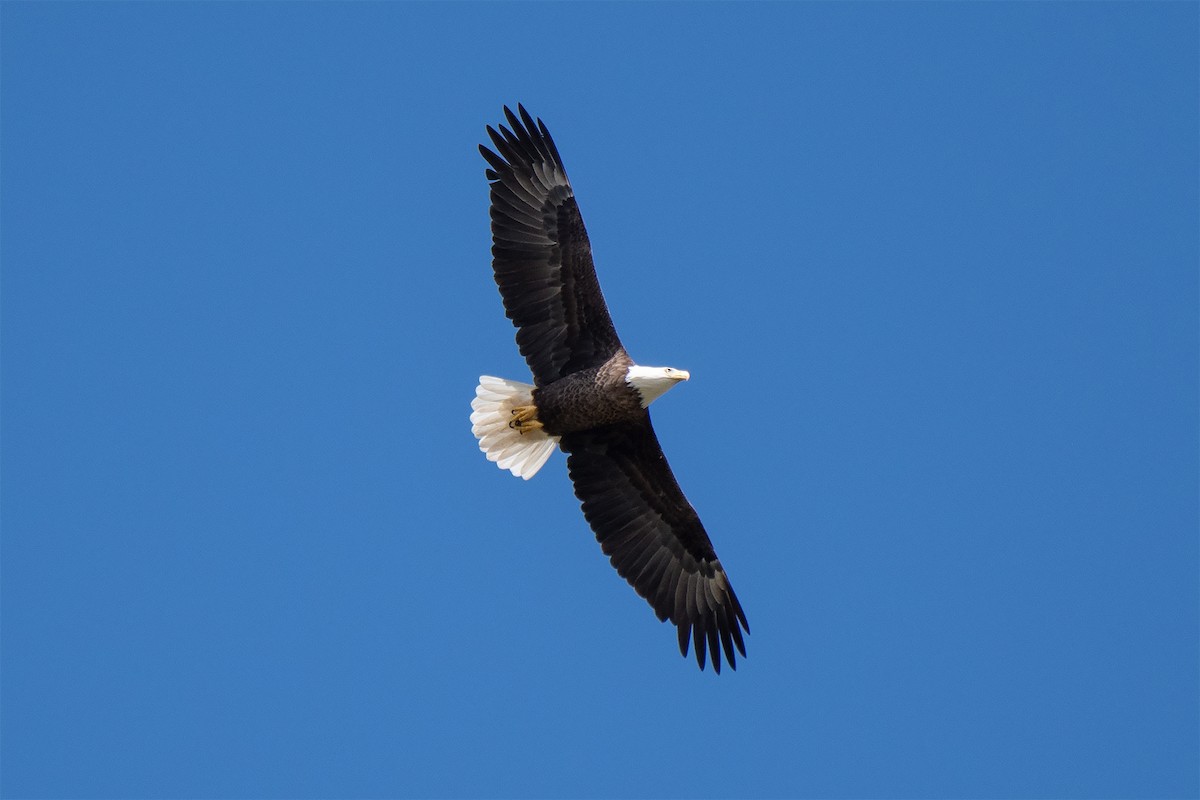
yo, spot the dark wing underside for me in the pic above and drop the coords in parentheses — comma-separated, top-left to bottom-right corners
(480, 105, 624, 386)
(560, 418, 750, 673)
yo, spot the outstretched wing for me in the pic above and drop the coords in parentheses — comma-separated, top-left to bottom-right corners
(560, 418, 750, 673)
(480, 105, 624, 386)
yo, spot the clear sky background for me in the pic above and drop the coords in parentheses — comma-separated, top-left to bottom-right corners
(3, 3, 1196, 799)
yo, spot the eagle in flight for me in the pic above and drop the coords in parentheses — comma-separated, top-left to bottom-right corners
(470, 106, 749, 672)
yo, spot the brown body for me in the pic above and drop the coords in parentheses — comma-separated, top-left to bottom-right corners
(534, 351, 642, 435)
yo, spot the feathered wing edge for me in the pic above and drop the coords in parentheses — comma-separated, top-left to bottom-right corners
(560, 420, 749, 673)
(479, 105, 625, 385)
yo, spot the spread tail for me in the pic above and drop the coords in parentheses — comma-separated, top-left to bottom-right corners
(470, 376, 559, 480)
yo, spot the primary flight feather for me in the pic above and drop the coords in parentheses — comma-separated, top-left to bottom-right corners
(471, 105, 749, 672)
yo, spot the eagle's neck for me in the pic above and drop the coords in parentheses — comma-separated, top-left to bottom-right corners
(625, 365, 689, 408)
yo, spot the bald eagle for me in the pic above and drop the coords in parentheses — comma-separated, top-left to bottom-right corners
(470, 106, 749, 673)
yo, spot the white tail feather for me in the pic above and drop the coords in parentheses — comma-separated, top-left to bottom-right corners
(471, 376, 560, 480)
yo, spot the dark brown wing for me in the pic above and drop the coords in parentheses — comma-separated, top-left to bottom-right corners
(480, 105, 624, 386)
(560, 418, 750, 673)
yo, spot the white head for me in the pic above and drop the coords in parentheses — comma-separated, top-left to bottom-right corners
(625, 364, 690, 408)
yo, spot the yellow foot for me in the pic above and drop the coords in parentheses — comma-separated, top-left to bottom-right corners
(513, 419, 544, 435)
(509, 405, 543, 434)
(510, 405, 538, 422)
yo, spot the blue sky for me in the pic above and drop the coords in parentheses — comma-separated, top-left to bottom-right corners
(2, 3, 1196, 798)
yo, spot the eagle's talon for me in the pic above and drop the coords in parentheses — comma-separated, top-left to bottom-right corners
(511, 418, 544, 435)
(510, 405, 539, 424)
